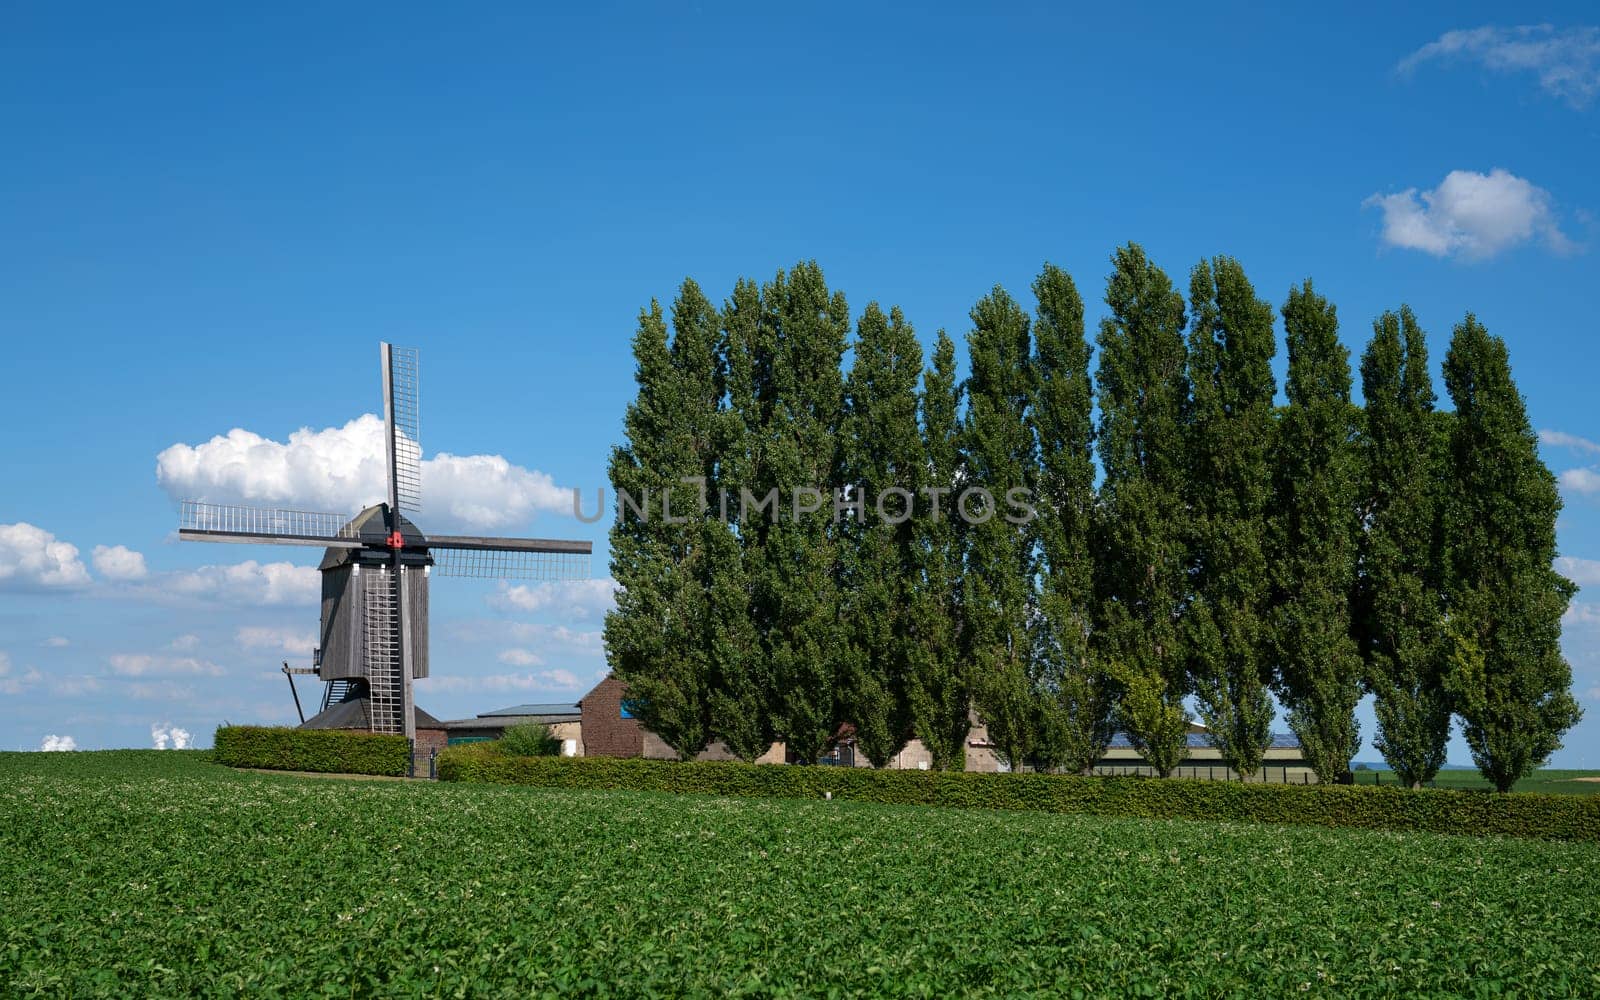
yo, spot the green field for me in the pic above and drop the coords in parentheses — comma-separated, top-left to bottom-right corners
(3, 752, 1598, 997)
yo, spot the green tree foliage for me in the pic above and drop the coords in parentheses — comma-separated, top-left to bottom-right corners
(756, 263, 851, 765)
(712, 277, 778, 762)
(1093, 244, 1192, 776)
(1271, 281, 1364, 783)
(1185, 257, 1278, 777)
(1440, 315, 1582, 792)
(1357, 307, 1451, 789)
(1029, 263, 1112, 774)
(605, 283, 725, 759)
(962, 288, 1040, 770)
(840, 303, 925, 766)
(906, 332, 971, 770)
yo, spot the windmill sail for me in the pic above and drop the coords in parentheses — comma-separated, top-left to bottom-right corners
(382, 343, 422, 514)
(178, 501, 364, 548)
(428, 535, 592, 580)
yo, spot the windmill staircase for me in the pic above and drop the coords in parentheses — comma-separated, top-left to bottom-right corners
(363, 566, 405, 735)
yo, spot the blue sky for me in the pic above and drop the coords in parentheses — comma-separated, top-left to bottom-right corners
(3, 4, 1599, 764)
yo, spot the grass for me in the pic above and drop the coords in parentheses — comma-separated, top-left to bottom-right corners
(1351, 768, 1600, 795)
(3, 751, 1598, 997)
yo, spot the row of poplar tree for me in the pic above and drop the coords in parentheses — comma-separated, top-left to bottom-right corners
(603, 245, 1581, 791)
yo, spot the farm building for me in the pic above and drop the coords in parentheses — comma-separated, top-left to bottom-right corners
(576, 673, 1314, 780)
(440, 702, 582, 753)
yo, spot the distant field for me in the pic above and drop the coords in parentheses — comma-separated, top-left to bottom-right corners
(2, 751, 1598, 997)
(1351, 768, 1600, 795)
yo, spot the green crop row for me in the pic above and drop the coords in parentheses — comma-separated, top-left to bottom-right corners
(3, 750, 1598, 997)
(212, 725, 408, 776)
(438, 747, 1600, 841)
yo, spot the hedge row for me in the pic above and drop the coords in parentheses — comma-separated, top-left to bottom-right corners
(437, 747, 1600, 842)
(213, 726, 409, 777)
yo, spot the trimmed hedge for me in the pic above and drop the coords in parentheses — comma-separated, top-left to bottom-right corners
(438, 747, 1600, 842)
(213, 726, 409, 777)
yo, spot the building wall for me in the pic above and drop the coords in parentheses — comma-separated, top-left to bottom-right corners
(413, 727, 448, 776)
(579, 674, 646, 757)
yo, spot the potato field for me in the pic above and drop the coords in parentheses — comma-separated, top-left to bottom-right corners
(2, 751, 1597, 997)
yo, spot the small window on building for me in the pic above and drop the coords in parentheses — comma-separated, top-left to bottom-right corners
(620, 700, 637, 719)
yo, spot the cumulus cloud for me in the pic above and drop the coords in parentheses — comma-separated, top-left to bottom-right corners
(1564, 602, 1600, 625)
(0, 522, 91, 589)
(91, 544, 148, 581)
(109, 653, 225, 677)
(1556, 556, 1600, 586)
(161, 561, 320, 606)
(43, 636, 70, 648)
(1398, 25, 1600, 108)
(497, 648, 545, 667)
(151, 723, 193, 749)
(488, 578, 620, 621)
(156, 414, 575, 532)
(1364, 168, 1574, 259)
(39, 735, 77, 752)
(419, 668, 585, 694)
(0, 652, 43, 695)
(236, 626, 317, 657)
(51, 676, 103, 697)
(1540, 429, 1600, 455)
(1558, 468, 1600, 496)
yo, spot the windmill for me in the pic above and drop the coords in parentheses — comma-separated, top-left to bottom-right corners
(176, 344, 591, 742)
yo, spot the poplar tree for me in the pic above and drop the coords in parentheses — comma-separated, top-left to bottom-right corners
(1272, 280, 1363, 783)
(906, 331, 970, 770)
(1093, 244, 1192, 777)
(1186, 257, 1278, 777)
(758, 262, 850, 765)
(962, 287, 1040, 770)
(708, 277, 774, 762)
(605, 280, 724, 758)
(1357, 307, 1451, 788)
(840, 303, 924, 766)
(1441, 315, 1582, 792)
(1029, 263, 1112, 774)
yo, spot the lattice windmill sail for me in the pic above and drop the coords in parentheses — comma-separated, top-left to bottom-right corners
(177, 343, 591, 743)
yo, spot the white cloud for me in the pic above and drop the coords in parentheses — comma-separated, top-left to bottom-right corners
(236, 625, 317, 657)
(1564, 602, 1600, 625)
(488, 578, 619, 621)
(39, 735, 77, 752)
(507, 622, 605, 654)
(51, 676, 103, 697)
(43, 636, 70, 648)
(1540, 429, 1600, 455)
(156, 414, 575, 532)
(0, 522, 91, 589)
(161, 561, 319, 606)
(419, 668, 585, 694)
(1556, 556, 1600, 586)
(109, 653, 225, 677)
(91, 544, 148, 581)
(0, 652, 42, 695)
(151, 723, 193, 749)
(169, 634, 201, 651)
(1364, 168, 1574, 259)
(1399, 25, 1600, 109)
(1558, 468, 1600, 496)
(497, 648, 545, 667)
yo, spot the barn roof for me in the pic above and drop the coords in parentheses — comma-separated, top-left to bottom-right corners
(1104, 731, 1301, 750)
(440, 702, 581, 730)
